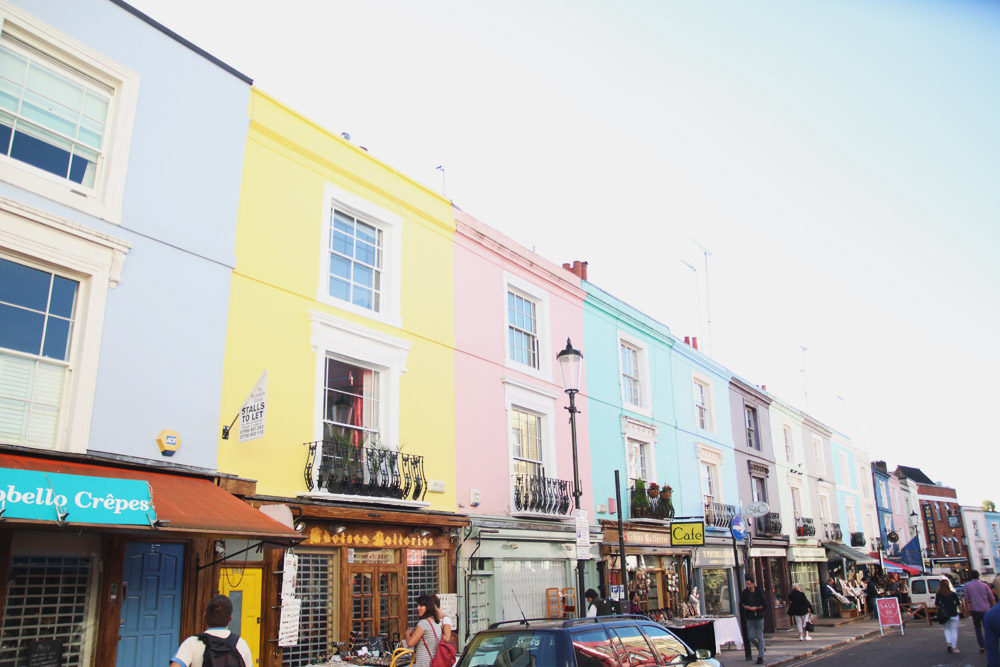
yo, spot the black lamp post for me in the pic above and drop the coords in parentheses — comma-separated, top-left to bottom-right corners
(557, 338, 587, 617)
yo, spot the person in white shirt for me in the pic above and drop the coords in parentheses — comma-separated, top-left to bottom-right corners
(171, 595, 253, 667)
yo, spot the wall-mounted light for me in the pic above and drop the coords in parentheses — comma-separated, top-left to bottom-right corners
(412, 528, 431, 538)
(330, 524, 347, 534)
(295, 521, 306, 532)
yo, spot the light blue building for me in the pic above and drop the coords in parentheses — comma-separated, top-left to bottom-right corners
(830, 431, 864, 548)
(0, 4, 295, 667)
(986, 510, 1000, 578)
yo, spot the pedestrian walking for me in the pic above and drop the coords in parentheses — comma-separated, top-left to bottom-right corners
(935, 577, 962, 654)
(864, 576, 878, 617)
(740, 577, 768, 664)
(964, 570, 996, 654)
(984, 598, 1000, 667)
(788, 583, 814, 641)
(170, 594, 252, 667)
(404, 594, 444, 667)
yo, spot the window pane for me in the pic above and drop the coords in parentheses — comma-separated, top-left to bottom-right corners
(49, 275, 78, 318)
(330, 253, 351, 279)
(42, 316, 72, 360)
(612, 625, 658, 667)
(356, 240, 376, 266)
(332, 230, 352, 255)
(333, 210, 354, 233)
(328, 276, 350, 302)
(571, 629, 618, 667)
(352, 286, 372, 309)
(356, 221, 377, 245)
(0, 257, 51, 310)
(354, 264, 374, 288)
(0, 304, 45, 355)
(11, 125, 71, 178)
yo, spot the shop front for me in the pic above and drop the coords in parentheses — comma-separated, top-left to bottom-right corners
(787, 546, 826, 612)
(0, 450, 301, 667)
(747, 544, 790, 632)
(691, 542, 737, 617)
(275, 502, 469, 667)
(599, 522, 693, 618)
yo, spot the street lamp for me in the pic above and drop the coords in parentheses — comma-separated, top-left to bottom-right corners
(557, 338, 587, 617)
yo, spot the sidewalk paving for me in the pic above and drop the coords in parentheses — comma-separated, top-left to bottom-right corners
(717, 616, 887, 666)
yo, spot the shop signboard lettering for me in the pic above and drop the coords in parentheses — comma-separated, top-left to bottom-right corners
(576, 509, 592, 560)
(0, 468, 155, 525)
(670, 521, 705, 546)
(693, 547, 735, 568)
(749, 548, 786, 558)
(923, 504, 937, 545)
(622, 530, 672, 547)
(305, 527, 437, 548)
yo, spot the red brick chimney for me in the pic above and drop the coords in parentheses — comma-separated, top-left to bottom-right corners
(684, 336, 690, 345)
(692, 337, 699, 350)
(562, 260, 588, 280)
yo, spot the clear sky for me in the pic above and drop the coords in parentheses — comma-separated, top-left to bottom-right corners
(128, 0, 1000, 506)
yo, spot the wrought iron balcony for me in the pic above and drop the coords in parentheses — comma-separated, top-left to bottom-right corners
(513, 473, 572, 517)
(753, 512, 782, 536)
(795, 516, 816, 537)
(850, 531, 866, 547)
(630, 485, 677, 520)
(704, 501, 737, 529)
(888, 543, 901, 557)
(303, 440, 426, 501)
(873, 536, 884, 551)
(824, 522, 843, 542)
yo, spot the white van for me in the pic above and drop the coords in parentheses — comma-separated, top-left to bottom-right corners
(908, 576, 943, 610)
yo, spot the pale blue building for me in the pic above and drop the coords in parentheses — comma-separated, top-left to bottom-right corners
(830, 431, 864, 548)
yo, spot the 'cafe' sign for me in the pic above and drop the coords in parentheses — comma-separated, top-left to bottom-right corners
(670, 521, 705, 546)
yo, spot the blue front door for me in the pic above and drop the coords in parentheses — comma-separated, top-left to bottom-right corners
(116, 541, 184, 667)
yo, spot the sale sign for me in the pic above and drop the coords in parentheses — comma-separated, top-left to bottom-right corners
(876, 597, 904, 636)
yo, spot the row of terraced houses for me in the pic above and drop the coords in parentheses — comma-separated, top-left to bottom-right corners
(1, 3, 998, 667)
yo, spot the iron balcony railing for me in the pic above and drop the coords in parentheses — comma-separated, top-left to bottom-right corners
(704, 501, 737, 529)
(873, 536, 884, 551)
(513, 473, 572, 517)
(824, 522, 843, 542)
(850, 531, 866, 547)
(303, 440, 427, 501)
(630, 485, 677, 520)
(754, 512, 782, 536)
(888, 543, 901, 557)
(795, 516, 816, 537)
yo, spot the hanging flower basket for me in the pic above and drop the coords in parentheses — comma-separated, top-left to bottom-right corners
(647, 482, 660, 498)
(659, 488, 672, 501)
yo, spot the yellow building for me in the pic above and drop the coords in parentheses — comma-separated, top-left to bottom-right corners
(218, 90, 463, 666)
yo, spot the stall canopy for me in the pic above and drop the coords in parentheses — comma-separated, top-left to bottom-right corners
(0, 452, 302, 541)
(823, 541, 878, 564)
(879, 560, 923, 576)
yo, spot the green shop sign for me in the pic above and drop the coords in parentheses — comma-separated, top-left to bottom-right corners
(0, 468, 155, 526)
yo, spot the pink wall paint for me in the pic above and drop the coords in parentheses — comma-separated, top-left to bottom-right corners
(453, 209, 590, 518)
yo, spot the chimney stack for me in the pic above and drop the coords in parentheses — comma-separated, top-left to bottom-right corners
(684, 336, 690, 345)
(692, 337, 699, 350)
(562, 260, 588, 280)
(761, 385, 767, 392)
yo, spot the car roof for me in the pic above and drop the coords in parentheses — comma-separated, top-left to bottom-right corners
(487, 615, 664, 631)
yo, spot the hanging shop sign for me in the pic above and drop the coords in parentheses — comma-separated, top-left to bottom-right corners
(576, 509, 592, 560)
(922, 504, 937, 545)
(0, 468, 155, 525)
(670, 521, 705, 546)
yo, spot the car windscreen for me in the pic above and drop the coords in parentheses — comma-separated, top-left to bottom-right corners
(459, 631, 558, 667)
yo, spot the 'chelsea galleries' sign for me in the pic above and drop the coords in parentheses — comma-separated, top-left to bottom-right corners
(0, 468, 156, 526)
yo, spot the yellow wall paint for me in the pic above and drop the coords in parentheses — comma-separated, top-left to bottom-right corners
(218, 90, 457, 511)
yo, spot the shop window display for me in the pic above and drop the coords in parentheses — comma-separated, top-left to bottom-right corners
(701, 569, 733, 616)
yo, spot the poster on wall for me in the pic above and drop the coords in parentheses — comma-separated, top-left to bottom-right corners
(278, 597, 301, 647)
(239, 371, 268, 442)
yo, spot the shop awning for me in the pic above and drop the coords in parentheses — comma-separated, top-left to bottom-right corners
(0, 452, 302, 542)
(823, 541, 878, 564)
(880, 560, 923, 576)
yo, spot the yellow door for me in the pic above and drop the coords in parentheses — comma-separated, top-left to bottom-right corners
(219, 567, 263, 666)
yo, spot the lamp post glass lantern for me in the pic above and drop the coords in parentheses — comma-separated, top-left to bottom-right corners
(557, 338, 587, 616)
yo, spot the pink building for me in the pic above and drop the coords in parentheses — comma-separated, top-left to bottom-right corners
(453, 209, 592, 629)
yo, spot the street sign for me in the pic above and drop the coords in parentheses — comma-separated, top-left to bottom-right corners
(731, 515, 747, 541)
(745, 502, 770, 518)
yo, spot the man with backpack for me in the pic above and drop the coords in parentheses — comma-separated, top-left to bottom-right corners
(171, 594, 253, 667)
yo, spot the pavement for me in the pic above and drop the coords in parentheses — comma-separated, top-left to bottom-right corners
(716, 615, 891, 666)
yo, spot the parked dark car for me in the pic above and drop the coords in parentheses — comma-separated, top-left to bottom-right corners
(457, 615, 724, 667)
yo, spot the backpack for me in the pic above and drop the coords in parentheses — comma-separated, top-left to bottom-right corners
(197, 632, 245, 667)
(421, 621, 457, 667)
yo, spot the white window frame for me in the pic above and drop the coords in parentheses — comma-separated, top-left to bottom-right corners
(0, 195, 128, 453)
(0, 3, 139, 223)
(812, 435, 824, 474)
(783, 424, 794, 463)
(503, 379, 558, 511)
(622, 415, 658, 485)
(790, 483, 803, 517)
(859, 464, 870, 499)
(839, 452, 850, 487)
(501, 271, 552, 381)
(617, 331, 651, 417)
(696, 443, 724, 505)
(317, 183, 403, 327)
(308, 310, 411, 466)
(692, 371, 715, 433)
(818, 493, 831, 524)
(845, 498, 857, 534)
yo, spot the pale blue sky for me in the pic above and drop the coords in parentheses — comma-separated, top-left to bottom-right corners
(129, 0, 1000, 505)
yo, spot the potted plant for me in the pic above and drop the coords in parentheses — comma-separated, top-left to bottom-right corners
(660, 485, 675, 518)
(633, 479, 650, 509)
(647, 482, 660, 498)
(659, 485, 672, 501)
